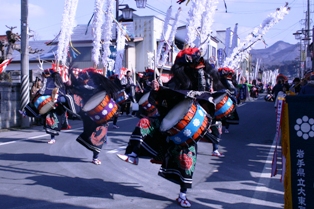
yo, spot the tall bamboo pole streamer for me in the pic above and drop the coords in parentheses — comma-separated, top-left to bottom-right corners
(186, 0, 205, 47)
(115, 23, 126, 78)
(198, 0, 219, 51)
(224, 3, 290, 69)
(92, 0, 105, 68)
(156, 6, 172, 66)
(56, 0, 79, 68)
(101, 0, 114, 76)
(160, 7, 182, 67)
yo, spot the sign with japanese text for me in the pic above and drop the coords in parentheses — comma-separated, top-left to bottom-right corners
(285, 95, 314, 209)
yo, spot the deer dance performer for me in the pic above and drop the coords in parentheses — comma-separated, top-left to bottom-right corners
(69, 68, 121, 165)
(20, 67, 72, 144)
(117, 47, 234, 208)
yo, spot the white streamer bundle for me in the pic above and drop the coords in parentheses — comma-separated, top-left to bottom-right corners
(92, 0, 105, 67)
(156, 6, 172, 65)
(262, 69, 279, 86)
(199, 0, 219, 50)
(115, 24, 126, 76)
(101, 0, 115, 69)
(160, 7, 182, 66)
(57, 0, 79, 66)
(186, 0, 205, 47)
(147, 52, 154, 69)
(224, 3, 290, 69)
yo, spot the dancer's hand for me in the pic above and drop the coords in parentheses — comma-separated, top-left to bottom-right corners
(152, 80, 160, 91)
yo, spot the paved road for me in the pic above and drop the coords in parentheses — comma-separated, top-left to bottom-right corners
(0, 95, 284, 209)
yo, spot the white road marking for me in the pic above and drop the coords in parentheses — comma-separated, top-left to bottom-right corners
(107, 146, 127, 153)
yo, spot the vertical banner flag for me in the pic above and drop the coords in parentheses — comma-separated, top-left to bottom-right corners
(285, 95, 314, 209)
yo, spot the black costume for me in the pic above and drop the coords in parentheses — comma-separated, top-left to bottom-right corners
(118, 47, 234, 207)
(22, 69, 73, 139)
(69, 68, 120, 162)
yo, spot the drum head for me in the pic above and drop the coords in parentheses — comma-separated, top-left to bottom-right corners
(160, 99, 192, 132)
(138, 92, 150, 105)
(82, 91, 107, 112)
(39, 102, 54, 114)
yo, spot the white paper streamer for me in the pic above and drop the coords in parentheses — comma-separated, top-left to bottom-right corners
(224, 3, 290, 69)
(57, 0, 72, 65)
(156, 6, 172, 65)
(199, 0, 219, 50)
(147, 52, 154, 69)
(160, 7, 182, 66)
(101, 0, 115, 70)
(186, 0, 205, 47)
(115, 24, 126, 77)
(92, 0, 105, 67)
(57, 0, 79, 66)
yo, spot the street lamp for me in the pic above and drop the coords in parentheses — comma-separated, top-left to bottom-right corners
(134, 0, 147, 8)
(115, 0, 136, 21)
(293, 31, 302, 40)
(119, 5, 136, 20)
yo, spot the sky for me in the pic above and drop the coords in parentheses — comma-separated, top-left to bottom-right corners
(0, 0, 311, 49)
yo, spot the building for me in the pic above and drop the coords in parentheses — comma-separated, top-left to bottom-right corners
(4, 14, 220, 83)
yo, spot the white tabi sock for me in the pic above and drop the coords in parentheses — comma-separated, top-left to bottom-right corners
(180, 192, 187, 200)
(129, 152, 137, 157)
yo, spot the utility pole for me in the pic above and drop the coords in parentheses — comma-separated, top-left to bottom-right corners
(20, 0, 30, 128)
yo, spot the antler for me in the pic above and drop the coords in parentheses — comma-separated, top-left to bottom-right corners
(37, 56, 44, 71)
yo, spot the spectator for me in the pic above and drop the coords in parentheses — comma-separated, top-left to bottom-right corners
(289, 77, 301, 94)
(299, 74, 314, 95)
(120, 70, 136, 116)
(271, 79, 284, 100)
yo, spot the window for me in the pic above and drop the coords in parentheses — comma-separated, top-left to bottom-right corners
(71, 47, 92, 62)
(211, 46, 217, 60)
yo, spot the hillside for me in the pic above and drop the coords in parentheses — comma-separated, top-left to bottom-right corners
(250, 41, 300, 77)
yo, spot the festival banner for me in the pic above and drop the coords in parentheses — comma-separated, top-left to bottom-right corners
(239, 84, 247, 101)
(271, 98, 284, 177)
(285, 95, 314, 209)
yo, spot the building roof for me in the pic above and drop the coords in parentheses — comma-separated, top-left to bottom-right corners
(0, 35, 7, 42)
(10, 40, 57, 62)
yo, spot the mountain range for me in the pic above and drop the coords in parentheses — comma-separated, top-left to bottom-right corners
(250, 41, 300, 77)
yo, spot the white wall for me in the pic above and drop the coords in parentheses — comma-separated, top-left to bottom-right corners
(133, 16, 167, 73)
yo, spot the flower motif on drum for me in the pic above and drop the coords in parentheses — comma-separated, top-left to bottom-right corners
(183, 129, 192, 137)
(108, 103, 113, 108)
(294, 115, 314, 140)
(173, 136, 183, 143)
(198, 109, 205, 117)
(94, 115, 100, 120)
(102, 109, 108, 116)
(193, 118, 201, 127)
(226, 99, 233, 107)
